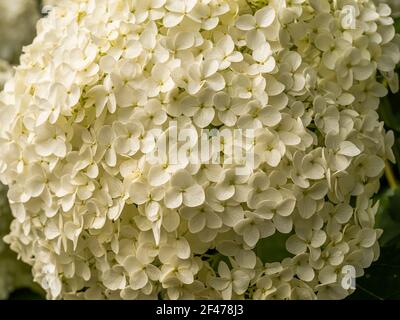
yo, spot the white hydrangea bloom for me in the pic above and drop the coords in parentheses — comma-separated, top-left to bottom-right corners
(0, 0, 399, 300)
(0, 0, 40, 64)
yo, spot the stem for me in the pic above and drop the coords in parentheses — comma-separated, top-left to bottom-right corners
(356, 284, 384, 301)
(385, 161, 398, 190)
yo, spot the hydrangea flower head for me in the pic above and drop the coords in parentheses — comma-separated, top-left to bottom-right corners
(0, 0, 399, 300)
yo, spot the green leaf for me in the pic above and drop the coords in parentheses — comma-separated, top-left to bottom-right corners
(395, 17, 400, 34)
(8, 288, 44, 300)
(376, 188, 400, 247)
(348, 245, 400, 300)
(256, 232, 292, 263)
(378, 96, 400, 132)
(391, 132, 400, 173)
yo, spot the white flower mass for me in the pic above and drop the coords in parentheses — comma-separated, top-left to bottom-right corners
(0, 0, 399, 300)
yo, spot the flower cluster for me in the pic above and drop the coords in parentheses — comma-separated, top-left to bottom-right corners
(0, 0, 399, 300)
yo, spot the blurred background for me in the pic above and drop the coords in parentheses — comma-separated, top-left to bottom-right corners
(0, 0, 400, 300)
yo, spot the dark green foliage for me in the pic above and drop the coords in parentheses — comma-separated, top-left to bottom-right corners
(8, 288, 44, 300)
(256, 232, 292, 263)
